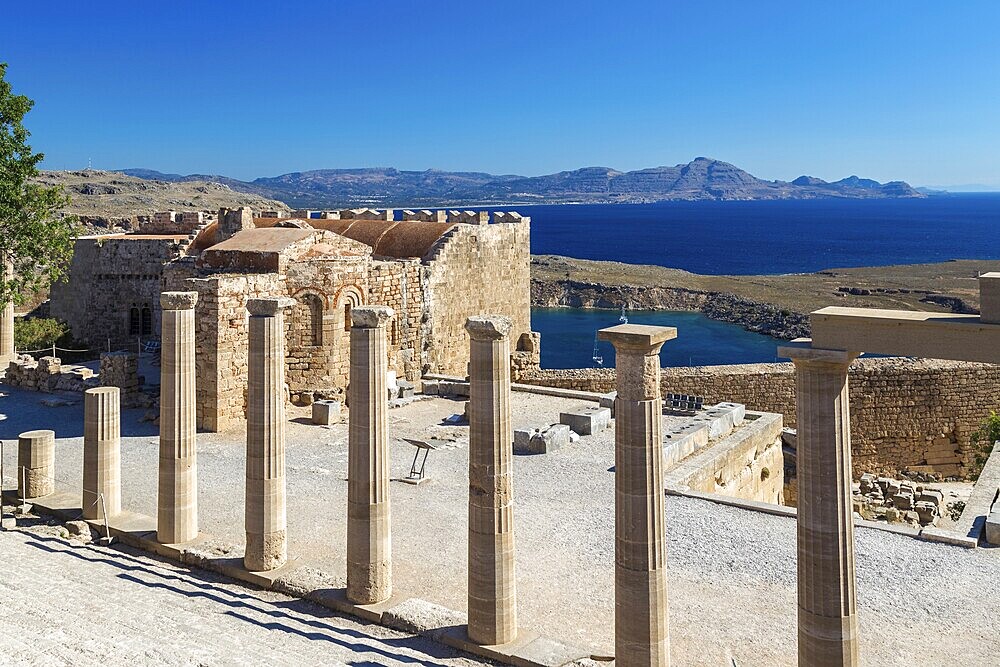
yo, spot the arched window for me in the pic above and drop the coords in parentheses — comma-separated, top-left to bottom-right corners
(129, 307, 141, 335)
(343, 302, 352, 332)
(293, 293, 325, 347)
(306, 294, 323, 346)
(141, 306, 152, 337)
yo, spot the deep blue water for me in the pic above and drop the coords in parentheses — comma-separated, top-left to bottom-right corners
(522, 195, 1000, 275)
(532, 308, 782, 369)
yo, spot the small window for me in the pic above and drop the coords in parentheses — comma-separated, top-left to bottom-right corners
(141, 307, 153, 337)
(344, 303, 352, 331)
(129, 307, 141, 335)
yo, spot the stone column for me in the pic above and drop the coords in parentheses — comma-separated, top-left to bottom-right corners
(598, 323, 677, 667)
(17, 430, 55, 499)
(779, 345, 859, 667)
(347, 306, 394, 604)
(465, 315, 517, 645)
(245, 297, 291, 572)
(158, 291, 199, 544)
(0, 259, 14, 367)
(83, 387, 121, 520)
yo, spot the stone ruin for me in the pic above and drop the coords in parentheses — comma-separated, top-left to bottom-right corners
(48, 206, 539, 432)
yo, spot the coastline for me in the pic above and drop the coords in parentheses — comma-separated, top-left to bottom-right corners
(530, 255, 996, 340)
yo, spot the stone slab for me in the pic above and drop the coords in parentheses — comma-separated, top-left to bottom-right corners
(528, 424, 570, 454)
(558, 406, 611, 436)
(307, 587, 399, 623)
(381, 597, 468, 634)
(919, 527, 979, 549)
(439, 626, 591, 667)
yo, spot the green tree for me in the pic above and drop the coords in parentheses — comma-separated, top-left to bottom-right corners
(0, 62, 79, 307)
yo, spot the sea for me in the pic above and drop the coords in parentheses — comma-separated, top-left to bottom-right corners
(522, 195, 1000, 369)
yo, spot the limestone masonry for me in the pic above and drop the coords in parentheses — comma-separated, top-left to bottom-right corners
(49, 207, 533, 431)
(518, 357, 1000, 478)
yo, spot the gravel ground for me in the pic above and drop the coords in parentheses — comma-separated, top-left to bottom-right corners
(0, 523, 488, 666)
(2, 382, 998, 666)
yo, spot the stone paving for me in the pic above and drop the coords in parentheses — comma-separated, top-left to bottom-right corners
(2, 383, 999, 665)
(0, 525, 489, 666)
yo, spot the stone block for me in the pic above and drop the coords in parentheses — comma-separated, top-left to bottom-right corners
(599, 391, 617, 417)
(986, 507, 1000, 546)
(421, 381, 439, 396)
(312, 400, 341, 425)
(892, 492, 914, 510)
(559, 406, 611, 436)
(527, 424, 570, 454)
(513, 428, 539, 454)
(397, 380, 414, 399)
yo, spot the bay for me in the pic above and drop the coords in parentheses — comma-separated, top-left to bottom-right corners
(531, 308, 782, 369)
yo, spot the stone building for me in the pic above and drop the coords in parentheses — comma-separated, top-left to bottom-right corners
(51, 208, 533, 431)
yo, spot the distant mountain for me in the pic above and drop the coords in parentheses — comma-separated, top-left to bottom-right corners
(116, 158, 924, 208)
(918, 184, 1000, 193)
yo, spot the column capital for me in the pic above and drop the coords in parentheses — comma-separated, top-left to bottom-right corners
(160, 291, 198, 310)
(247, 297, 294, 317)
(778, 339, 858, 369)
(351, 305, 394, 329)
(465, 315, 513, 341)
(598, 324, 676, 355)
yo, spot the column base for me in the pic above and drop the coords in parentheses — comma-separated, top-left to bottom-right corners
(244, 530, 287, 572)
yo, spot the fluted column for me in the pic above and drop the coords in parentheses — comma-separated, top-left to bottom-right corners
(245, 297, 291, 571)
(779, 345, 859, 667)
(347, 305, 394, 604)
(1, 259, 14, 367)
(465, 315, 517, 645)
(83, 387, 121, 520)
(158, 291, 199, 544)
(17, 430, 55, 499)
(599, 323, 677, 667)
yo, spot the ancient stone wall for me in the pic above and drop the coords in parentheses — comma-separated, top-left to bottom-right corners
(665, 412, 785, 505)
(51, 236, 184, 350)
(164, 271, 284, 431)
(422, 219, 531, 376)
(519, 357, 1000, 478)
(3, 355, 96, 392)
(368, 259, 424, 384)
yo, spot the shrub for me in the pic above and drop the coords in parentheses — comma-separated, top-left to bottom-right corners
(969, 410, 1000, 479)
(13, 317, 69, 353)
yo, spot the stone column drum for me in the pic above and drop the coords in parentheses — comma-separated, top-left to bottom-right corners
(83, 386, 122, 520)
(158, 291, 199, 544)
(0, 259, 14, 366)
(245, 298, 291, 572)
(17, 430, 55, 499)
(347, 306, 394, 604)
(465, 315, 517, 645)
(598, 323, 677, 667)
(780, 345, 860, 667)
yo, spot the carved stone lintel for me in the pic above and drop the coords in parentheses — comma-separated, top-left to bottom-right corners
(160, 291, 198, 311)
(465, 315, 513, 341)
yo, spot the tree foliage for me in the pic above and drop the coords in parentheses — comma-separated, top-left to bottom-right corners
(13, 317, 69, 351)
(0, 62, 80, 306)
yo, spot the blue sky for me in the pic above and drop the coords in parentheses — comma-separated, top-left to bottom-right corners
(3, 1, 999, 186)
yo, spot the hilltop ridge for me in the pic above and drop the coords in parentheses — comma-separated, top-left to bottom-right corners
(116, 157, 924, 208)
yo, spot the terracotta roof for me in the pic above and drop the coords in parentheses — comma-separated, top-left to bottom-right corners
(254, 217, 454, 259)
(207, 227, 314, 253)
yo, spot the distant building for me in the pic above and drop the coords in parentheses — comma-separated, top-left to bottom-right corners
(50, 208, 535, 431)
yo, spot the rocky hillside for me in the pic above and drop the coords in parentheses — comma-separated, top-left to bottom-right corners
(35, 169, 290, 233)
(118, 157, 924, 208)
